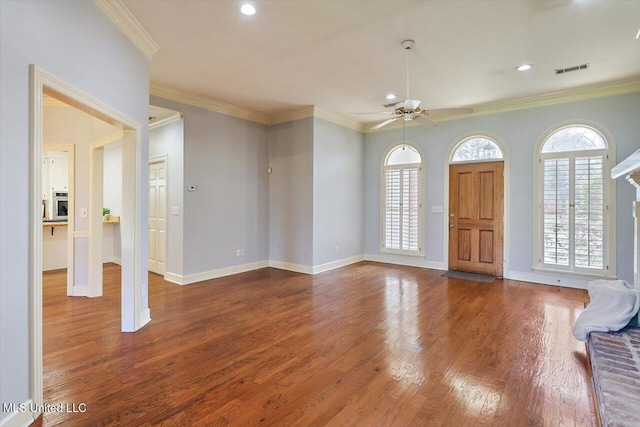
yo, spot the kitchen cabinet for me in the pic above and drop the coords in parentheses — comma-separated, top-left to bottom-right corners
(42, 150, 69, 218)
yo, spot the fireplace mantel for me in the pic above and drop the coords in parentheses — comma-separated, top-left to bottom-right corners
(612, 148, 640, 290)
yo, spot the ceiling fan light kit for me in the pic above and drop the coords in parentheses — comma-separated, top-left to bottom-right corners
(363, 39, 474, 131)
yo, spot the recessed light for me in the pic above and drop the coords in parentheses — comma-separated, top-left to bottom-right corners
(240, 4, 256, 16)
(386, 94, 396, 100)
(516, 64, 533, 72)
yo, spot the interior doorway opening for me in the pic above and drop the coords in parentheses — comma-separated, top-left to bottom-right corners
(30, 65, 147, 407)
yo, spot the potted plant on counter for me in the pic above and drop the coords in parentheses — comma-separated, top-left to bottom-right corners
(103, 207, 110, 221)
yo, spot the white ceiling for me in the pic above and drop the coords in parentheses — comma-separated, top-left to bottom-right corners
(123, 0, 640, 124)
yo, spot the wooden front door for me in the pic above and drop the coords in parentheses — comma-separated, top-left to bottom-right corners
(449, 161, 504, 276)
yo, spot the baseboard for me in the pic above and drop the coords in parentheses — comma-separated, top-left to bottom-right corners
(111, 257, 122, 265)
(312, 255, 365, 274)
(0, 399, 39, 427)
(268, 260, 313, 275)
(505, 270, 588, 289)
(364, 253, 447, 271)
(164, 260, 270, 285)
(139, 308, 151, 328)
(71, 285, 90, 297)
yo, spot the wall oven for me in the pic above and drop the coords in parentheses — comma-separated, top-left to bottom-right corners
(52, 191, 68, 220)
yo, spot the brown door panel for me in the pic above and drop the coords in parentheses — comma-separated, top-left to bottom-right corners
(449, 161, 504, 277)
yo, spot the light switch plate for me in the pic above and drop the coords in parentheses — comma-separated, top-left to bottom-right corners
(171, 206, 180, 215)
(80, 208, 87, 218)
(431, 206, 444, 213)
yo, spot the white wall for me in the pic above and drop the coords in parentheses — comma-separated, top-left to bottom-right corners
(363, 92, 640, 285)
(269, 118, 314, 267)
(150, 96, 270, 277)
(0, 0, 149, 421)
(149, 117, 185, 277)
(313, 118, 364, 266)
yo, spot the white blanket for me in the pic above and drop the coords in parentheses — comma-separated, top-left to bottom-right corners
(572, 279, 640, 341)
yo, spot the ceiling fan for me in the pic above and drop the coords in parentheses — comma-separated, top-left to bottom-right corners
(363, 39, 474, 130)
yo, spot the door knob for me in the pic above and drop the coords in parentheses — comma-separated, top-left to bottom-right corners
(450, 224, 455, 228)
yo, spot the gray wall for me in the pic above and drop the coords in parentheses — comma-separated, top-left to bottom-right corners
(150, 96, 270, 276)
(269, 118, 314, 266)
(363, 92, 640, 283)
(149, 118, 185, 277)
(313, 118, 365, 265)
(0, 0, 149, 419)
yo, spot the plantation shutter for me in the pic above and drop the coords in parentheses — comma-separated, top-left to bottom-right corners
(385, 166, 420, 251)
(574, 156, 604, 269)
(542, 155, 605, 271)
(403, 167, 419, 251)
(385, 169, 401, 250)
(543, 158, 570, 265)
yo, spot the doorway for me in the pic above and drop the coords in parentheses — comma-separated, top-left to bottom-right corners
(30, 65, 147, 406)
(448, 161, 504, 276)
(148, 157, 167, 275)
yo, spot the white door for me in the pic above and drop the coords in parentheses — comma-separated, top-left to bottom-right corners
(148, 160, 166, 275)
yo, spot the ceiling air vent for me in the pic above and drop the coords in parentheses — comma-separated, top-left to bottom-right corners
(555, 63, 589, 75)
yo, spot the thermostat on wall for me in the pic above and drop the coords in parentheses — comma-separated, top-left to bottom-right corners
(187, 185, 197, 192)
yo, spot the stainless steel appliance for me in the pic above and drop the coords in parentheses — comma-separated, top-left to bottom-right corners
(52, 191, 68, 220)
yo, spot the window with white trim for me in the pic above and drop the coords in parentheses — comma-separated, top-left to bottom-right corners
(452, 137, 503, 163)
(382, 144, 423, 254)
(536, 125, 612, 276)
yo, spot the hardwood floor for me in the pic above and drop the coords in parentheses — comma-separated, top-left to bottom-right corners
(42, 262, 595, 426)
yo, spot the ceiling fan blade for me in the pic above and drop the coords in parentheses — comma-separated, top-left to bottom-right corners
(403, 99, 422, 110)
(383, 101, 402, 108)
(371, 117, 400, 130)
(423, 106, 474, 115)
(415, 115, 439, 129)
(354, 111, 397, 115)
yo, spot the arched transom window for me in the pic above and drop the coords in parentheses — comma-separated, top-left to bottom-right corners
(382, 144, 423, 254)
(452, 137, 503, 163)
(537, 125, 612, 276)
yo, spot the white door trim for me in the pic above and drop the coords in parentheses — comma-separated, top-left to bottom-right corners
(29, 65, 145, 410)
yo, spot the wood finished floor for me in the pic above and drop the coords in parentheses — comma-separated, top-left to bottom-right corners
(43, 262, 595, 426)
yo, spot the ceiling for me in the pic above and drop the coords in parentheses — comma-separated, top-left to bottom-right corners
(123, 0, 640, 125)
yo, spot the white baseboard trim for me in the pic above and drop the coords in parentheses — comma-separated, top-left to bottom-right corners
(504, 270, 588, 289)
(364, 253, 446, 271)
(164, 260, 270, 285)
(111, 257, 122, 265)
(312, 255, 364, 274)
(139, 308, 151, 327)
(268, 260, 313, 275)
(0, 399, 39, 427)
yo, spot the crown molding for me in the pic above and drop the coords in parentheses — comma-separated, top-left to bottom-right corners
(149, 112, 182, 130)
(150, 83, 271, 125)
(314, 107, 365, 133)
(365, 77, 640, 133)
(94, 0, 159, 59)
(270, 106, 315, 125)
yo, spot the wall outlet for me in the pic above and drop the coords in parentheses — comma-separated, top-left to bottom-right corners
(335, 245, 340, 253)
(236, 249, 245, 256)
(80, 208, 87, 218)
